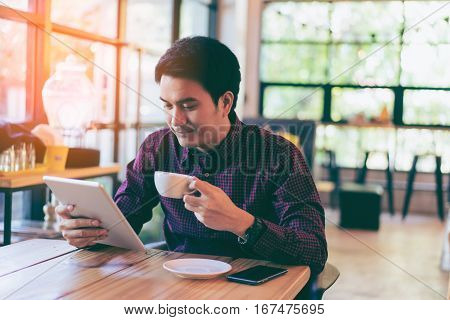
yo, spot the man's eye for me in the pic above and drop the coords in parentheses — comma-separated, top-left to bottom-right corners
(182, 104, 197, 110)
(163, 104, 173, 110)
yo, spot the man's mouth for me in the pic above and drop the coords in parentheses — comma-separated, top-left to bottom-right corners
(172, 127, 195, 135)
(173, 129, 195, 137)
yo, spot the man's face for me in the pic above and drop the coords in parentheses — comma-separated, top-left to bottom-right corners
(159, 75, 230, 149)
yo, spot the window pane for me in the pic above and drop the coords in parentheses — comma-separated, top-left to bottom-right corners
(331, 88, 394, 122)
(84, 129, 114, 164)
(401, 44, 450, 87)
(403, 1, 450, 44)
(140, 54, 165, 123)
(331, 1, 402, 43)
(262, 2, 330, 42)
(118, 129, 137, 181)
(120, 48, 139, 124)
(262, 86, 323, 120)
(403, 90, 450, 126)
(436, 130, 450, 173)
(320, 126, 362, 168)
(330, 44, 400, 85)
(260, 44, 327, 83)
(0, 19, 27, 122)
(395, 129, 443, 172)
(51, 0, 118, 38)
(0, 0, 29, 11)
(126, 0, 172, 54)
(358, 128, 396, 170)
(180, 0, 210, 38)
(50, 34, 117, 123)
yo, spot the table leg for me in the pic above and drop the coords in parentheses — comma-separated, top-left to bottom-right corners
(3, 190, 12, 245)
(435, 156, 444, 222)
(386, 152, 395, 216)
(402, 155, 418, 220)
(30, 185, 46, 220)
(355, 152, 369, 184)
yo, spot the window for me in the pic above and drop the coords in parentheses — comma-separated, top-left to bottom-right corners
(51, 0, 118, 38)
(403, 90, 450, 126)
(126, 0, 173, 53)
(50, 34, 117, 123)
(0, 19, 27, 123)
(180, 0, 212, 38)
(262, 86, 323, 120)
(120, 48, 140, 125)
(1, 0, 29, 11)
(331, 88, 394, 122)
(260, 1, 450, 172)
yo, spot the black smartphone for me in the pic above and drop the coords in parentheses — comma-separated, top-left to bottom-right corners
(226, 265, 288, 285)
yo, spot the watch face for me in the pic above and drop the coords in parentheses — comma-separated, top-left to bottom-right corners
(238, 234, 248, 245)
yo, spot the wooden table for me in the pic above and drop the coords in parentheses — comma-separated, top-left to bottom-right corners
(0, 239, 311, 300)
(0, 164, 120, 245)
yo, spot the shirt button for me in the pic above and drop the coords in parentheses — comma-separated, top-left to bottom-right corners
(204, 173, 209, 177)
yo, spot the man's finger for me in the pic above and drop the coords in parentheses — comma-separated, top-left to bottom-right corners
(62, 228, 108, 239)
(184, 202, 203, 213)
(69, 236, 103, 248)
(55, 204, 75, 219)
(189, 178, 213, 196)
(183, 194, 203, 207)
(59, 218, 102, 230)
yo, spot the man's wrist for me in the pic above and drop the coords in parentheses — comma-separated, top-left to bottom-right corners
(233, 209, 255, 237)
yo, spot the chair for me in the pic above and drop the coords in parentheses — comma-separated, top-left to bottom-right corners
(321, 149, 341, 208)
(146, 240, 339, 300)
(402, 154, 445, 221)
(295, 263, 340, 300)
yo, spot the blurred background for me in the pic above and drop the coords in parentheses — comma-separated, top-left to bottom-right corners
(0, 0, 449, 299)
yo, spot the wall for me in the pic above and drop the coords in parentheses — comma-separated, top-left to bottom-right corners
(216, 0, 261, 118)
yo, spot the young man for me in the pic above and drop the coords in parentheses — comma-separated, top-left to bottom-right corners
(56, 37, 327, 274)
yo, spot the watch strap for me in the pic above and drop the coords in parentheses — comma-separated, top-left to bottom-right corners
(237, 217, 266, 246)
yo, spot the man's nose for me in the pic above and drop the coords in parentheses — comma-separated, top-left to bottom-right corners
(171, 106, 187, 127)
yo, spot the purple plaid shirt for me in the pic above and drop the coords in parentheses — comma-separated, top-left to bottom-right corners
(114, 113, 327, 273)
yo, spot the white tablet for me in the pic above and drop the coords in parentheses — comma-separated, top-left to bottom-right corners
(43, 176, 146, 251)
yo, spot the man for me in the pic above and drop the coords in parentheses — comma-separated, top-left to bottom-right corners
(56, 36, 327, 274)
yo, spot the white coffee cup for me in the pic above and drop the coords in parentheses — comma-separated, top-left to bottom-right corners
(154, 171, 196, 199)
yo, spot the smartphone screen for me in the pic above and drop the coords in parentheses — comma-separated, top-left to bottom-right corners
(226, 265, 288, 285)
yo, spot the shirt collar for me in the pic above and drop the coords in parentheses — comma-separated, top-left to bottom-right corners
(180, 112, 242, 164)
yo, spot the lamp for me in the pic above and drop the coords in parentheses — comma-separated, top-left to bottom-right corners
(42, 55, 97, 147)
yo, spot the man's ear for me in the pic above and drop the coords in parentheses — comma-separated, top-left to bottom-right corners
(219, 91, 234, 118)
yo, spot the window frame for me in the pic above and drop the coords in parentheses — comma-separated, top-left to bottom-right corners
(259, 1, 450, 130)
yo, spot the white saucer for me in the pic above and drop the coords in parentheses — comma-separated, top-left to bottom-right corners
(163, 258, 232, 279)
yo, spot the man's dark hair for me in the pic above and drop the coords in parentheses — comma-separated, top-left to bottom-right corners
(155, 36, 241, 114)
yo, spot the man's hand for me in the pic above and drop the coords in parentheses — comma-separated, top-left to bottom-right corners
(183, 177, 255, 236)
(55, 204, 108, 248)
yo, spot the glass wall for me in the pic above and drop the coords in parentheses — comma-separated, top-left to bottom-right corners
(260, 1, 450, 172)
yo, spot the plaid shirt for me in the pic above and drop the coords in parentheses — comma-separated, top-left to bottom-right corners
(114, 113, 327, 273)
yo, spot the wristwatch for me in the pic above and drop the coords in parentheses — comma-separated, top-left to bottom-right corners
(237, 217, 266, 245)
